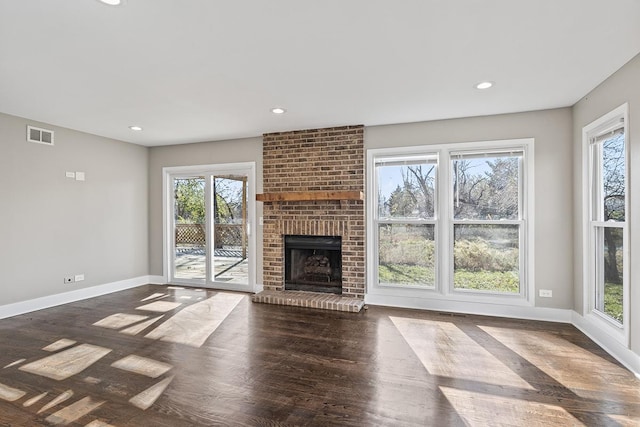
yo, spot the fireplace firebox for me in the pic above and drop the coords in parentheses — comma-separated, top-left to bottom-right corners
(284, 235, 342, 294)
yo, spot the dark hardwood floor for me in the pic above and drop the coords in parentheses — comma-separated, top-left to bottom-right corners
(0, 285, 638, 426)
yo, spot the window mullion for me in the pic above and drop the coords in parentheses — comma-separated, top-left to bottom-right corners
(378, 219, 436, 225)
(439, 148, 451, 295)
(590, 220, 626, 228)
(452, 220, 523, 226)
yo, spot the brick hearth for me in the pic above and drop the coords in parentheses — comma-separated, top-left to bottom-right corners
(251, 290, 365, 312)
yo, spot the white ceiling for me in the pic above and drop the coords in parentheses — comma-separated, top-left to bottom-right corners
(1, 1, 639, 147)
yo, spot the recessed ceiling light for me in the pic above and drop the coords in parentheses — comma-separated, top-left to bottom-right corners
(475, 81, 494, 90)
(271, 107, 286, 114)
(97, 0, 124, 5)
(129, 126, 143, 131)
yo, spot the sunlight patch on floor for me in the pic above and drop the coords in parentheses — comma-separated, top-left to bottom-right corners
(46, 396, 105, 425)
(390, 316, 533, 390)
(140, 293, 168, 302)
(439, 386, 579, 427)
(85, 420, 115, 427)
(145, 292, 243, 347)
(146, 293, 244, 347)
(111, 355, 172, 379)
(129, 375, 175, 410)
(93, 313, 149, 329)
(0, 382, 26, 402)
(120, 315, 164, 336)
(37, 390, 74, 414)
(479, 326, 640, 401)
(19, 344, 111, 381)
(3, 359, 25, 369)
(23, 391, 47, 407)
(135, 301, 182, 313)
(608, 413, 640, 426)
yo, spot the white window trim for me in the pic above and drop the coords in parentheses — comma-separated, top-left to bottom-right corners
(367, 138, 535, 307)
(581, 103, 629, 347)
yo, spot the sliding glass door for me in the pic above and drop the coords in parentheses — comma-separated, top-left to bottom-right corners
(166, 163, 255, 292)
(173, 176, 207, 281)
(210, 175, 249, 285)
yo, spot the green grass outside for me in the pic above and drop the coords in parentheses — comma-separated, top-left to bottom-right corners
(379, 264, 435, 286)
(604, 282, 623, 323)
(379, 263, 519, 293)
(453, 269, 519, 293)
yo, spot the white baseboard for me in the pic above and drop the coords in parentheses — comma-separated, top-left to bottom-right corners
(365, 294, 573, 323)
(148, 275, 166, 284)
(571, 312, 640, 378)
(0, 276, 151, 320)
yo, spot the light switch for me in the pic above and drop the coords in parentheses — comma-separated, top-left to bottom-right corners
(75, 172, 85, 181)
(65, 172, 75, 179)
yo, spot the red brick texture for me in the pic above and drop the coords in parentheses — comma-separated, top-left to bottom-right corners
(261, 125, 365, 299)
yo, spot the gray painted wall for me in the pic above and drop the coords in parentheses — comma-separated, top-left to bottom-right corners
(573, 53, 640, 354)
(0, 112, 149, 305)
(147, 137, 263, 280)
(366, 108, 574, 309)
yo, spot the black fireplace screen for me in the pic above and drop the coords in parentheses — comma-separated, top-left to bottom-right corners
(284, 235, 342, 294)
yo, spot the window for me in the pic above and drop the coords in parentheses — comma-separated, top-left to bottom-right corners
(368, 139, 532, 303)
(584, 105, 628, 335)
(374, 155, 438, 288)
(451, 151, 524, 295)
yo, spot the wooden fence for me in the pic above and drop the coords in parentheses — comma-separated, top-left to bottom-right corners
(175, 223, 244, 251)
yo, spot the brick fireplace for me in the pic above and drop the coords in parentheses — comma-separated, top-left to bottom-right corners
(258, 125, 365, 301)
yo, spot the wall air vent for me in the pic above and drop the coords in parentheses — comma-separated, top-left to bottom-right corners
(27, 125, 54, 146)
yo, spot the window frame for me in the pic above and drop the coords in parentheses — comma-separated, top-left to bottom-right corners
(367, 139, 534, 305)
(582, 103, 629, 346)
(448, 149, 527, 298)
(373, 152, 440, 290)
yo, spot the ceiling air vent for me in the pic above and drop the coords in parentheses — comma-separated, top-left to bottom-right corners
(27, 125, 54, 146)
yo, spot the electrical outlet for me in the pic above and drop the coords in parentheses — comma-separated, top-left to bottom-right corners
(64, 277, 74, 284)
(539, 289, 553, 298)
(74, 274, 85, 282)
